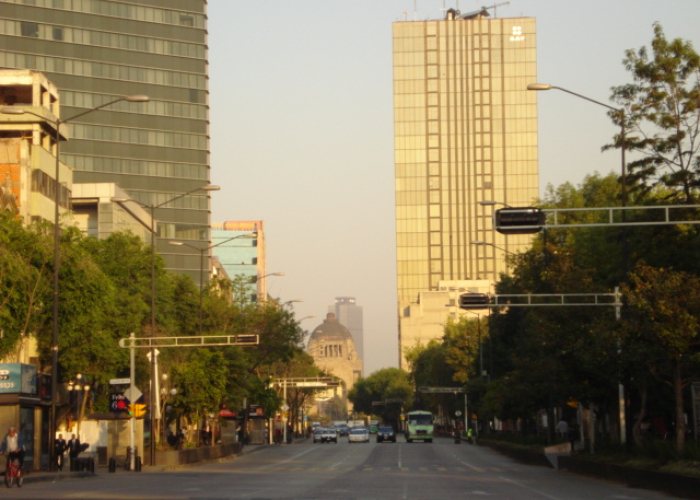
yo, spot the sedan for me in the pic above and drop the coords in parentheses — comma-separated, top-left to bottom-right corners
(348, 428, 370, 443)
(376, 426, 396, 443)
(314, 428, 337, 443)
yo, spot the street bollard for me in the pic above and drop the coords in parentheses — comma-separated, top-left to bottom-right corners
(108, 457, 116, 473)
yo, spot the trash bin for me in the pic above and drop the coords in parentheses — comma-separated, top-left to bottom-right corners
(108, 457, 116, 473)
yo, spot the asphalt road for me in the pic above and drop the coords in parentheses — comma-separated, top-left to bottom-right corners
(7, 437, 678, 499)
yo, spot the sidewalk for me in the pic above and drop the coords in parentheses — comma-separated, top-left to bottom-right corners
(20, 469, 94, 485)
(21, 440, 289, 484)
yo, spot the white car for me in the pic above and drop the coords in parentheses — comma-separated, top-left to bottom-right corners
(348, 428, 370, 443)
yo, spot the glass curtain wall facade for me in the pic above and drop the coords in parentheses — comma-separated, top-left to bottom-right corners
(211, 221, 266, 303)
(393, 13, 539, 366)
(0, 0, 211, 282)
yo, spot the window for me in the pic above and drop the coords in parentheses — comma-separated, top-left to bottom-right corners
(20, 22, 39, 37)
(179, 15, 195, 27)
(52, 27, 63, 40)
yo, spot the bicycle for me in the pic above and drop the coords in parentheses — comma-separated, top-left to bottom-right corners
(4, 456, 23, 488)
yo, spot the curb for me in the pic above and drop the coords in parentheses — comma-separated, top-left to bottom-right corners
(559, 455, 700, 500)
(21, 470, 94, 484)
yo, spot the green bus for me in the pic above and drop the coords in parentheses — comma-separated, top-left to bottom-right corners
(406, 410, 434, 443)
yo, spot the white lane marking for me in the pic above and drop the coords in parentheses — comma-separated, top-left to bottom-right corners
(259, 445, 318, 469)
(498, 475, 565, 500)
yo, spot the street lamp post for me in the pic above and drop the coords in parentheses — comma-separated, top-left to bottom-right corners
(282, 300, 303, 306)
(526, 83, 627, 207)
(527, 83, 628, 444)
(478, 200, 513, 208)
(169, 232, 257, 334)
(470, 240, 517, 256)
(66, 374, 91, 438)
(2, 94, 149, 471)
(251, 272, 284, 304)
(253, 272, 285, 282)
(111, 184, 219, 466)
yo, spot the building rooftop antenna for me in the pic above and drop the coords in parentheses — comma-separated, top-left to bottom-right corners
(481, 2, 510, 18)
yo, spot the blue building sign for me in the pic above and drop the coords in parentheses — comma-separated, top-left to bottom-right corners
(0, 363, 37, 394)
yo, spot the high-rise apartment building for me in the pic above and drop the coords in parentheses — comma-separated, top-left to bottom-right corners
(0, 0, 211, 283)
(329, 297, 364, 362)
(393, 9, 538, 369)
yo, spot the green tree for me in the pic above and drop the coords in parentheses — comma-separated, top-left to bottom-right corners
(622, 264, 700, 452)
(0, 214, 52, 359)
(348, 368, 413, 425)
(609, 23, 700, 203)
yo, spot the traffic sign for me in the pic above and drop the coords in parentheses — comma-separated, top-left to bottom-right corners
(459, 293, 489, 309)
(110, 393, 129, 413)
(418, 387, 465, 393)
(124, 386, 142, 403)
(109, 378, 130, 385)
(494, 207, 545, 234)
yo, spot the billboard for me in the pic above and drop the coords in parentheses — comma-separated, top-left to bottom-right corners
(0, 363, 37, 394)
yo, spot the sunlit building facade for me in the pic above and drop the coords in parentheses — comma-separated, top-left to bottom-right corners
(393, 9, 539, 369)
(212, 221, 267, 303)
(0, 0, 211, 283)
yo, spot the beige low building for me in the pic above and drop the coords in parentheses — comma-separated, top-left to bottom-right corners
(307, 314, 363, 417)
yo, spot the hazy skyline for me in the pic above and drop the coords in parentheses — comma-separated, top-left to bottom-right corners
(208, 0, 700, 375)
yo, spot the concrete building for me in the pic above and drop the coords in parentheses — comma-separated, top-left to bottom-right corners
(329, 297, 364, 363)
(212, 221, 269, 303)
(0, 70, 69, 225)
(393, 8, 539, 369)
(0, 0, 212, 283)
(307, 313, 363, 416)
(71, 183, 152, 243)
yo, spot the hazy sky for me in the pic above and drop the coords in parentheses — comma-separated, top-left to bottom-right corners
(208, 1, 700, 375)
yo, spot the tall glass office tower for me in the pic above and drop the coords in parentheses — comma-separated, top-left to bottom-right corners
(0, 0, 210, 282)
(393, 10, 539, 366)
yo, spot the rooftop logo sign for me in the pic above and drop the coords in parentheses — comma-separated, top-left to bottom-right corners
(510, 26, 524, 42)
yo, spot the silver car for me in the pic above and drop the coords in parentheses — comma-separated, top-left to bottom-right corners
(348, 428, 370, 443)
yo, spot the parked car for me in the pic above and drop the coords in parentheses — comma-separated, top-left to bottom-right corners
(348, 428, 370, 443)
(376, 426, 396, 443)
(314, 428, 338, 443)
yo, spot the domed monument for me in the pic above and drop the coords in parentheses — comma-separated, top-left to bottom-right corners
(307, 313, 363, 415)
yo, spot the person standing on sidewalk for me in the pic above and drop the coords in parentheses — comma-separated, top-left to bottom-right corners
(54, 433, 67, 471)
(67, 433, 81, 470)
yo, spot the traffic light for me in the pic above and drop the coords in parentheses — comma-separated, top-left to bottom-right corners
(494, 207, 545, 234)
(459, 293, 490, 309)
(127, 404, 146, 418)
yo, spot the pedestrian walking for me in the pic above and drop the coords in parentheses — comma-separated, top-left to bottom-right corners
(67, 433, 81, 470)
(54, 433, 67, 471)
(557, 419, 569, 439)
